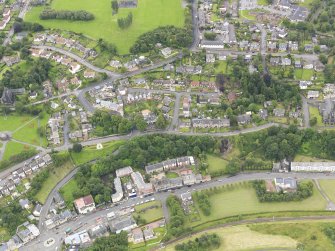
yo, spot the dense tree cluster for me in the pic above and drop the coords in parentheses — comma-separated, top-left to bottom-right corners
(253, 180, 314, 202)
(86, 231, 128, 251)
(130, 26, 193, 54)
(97, 39, 118, 56)
(0, 58, 52, 94)
(117, 12, 133, 29)
(195, 193, 211, 216)
(13, 21, 44, 34)
(70, 134, 216, 204)
(175, 233, 221, 251)
(0, 201, 26, 235)
(40, 9, 94, 21)
(111, 0, 119, 14)
(28, 169, 49, 198)
(90, 111, 147, 136)
(167, 195, 187, 237)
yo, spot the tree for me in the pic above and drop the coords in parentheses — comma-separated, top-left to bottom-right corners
(310, 117, 317, 127)
(111, 0, 119, 14)
(155, 114, 167, 129)
(72, 143, 83, 153)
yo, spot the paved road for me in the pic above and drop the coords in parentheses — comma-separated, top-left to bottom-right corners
(3, 0, 32, 45)
(32, 45, 121, 77)
(170, 93, 181, 130)
(20, 171, 335, 251)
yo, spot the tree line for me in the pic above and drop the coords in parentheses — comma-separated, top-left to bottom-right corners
(195, 193, 211, 216)
(175, 233, 221, 251)
(253, 180, 314, 202)
(166, 195, 188, 238)
(40, 9, 94, 21)
(117, 12, 133, 29)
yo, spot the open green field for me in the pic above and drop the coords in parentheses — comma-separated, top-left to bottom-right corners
(251, 221, 335, 251)
(35, 161, 75, 203)
(319, 180, 335, 204)
(70, 140, 125, 165)
(25, 0, 185, 54)
(60, 179, 79, 207)
(12, 115, 49, 147)
(295, 68, 314, 80)
(309, 106, 324, 127)
(0, 114, 35, 132)
(190, 183, 327, 227)
(207, 155, 228, 174)
(133, 201, 164, 224)
(2, 141, 34, 161)
(164, 225, 297, 251)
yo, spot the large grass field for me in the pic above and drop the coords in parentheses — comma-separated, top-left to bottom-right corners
(0, 114, 35, 132)
(164, 225, 297, 251)
(251, 221, 335, 251)
(133, 201, 164, 224)
(35, 161, 75, 204)
(319, 180, 335, 204)
(2, 141, 34, 161)
(190, 183, 327, 227)
(12, 115, 49, 147)
(70, 140, 125, 165)
(25, 0, 185, 54)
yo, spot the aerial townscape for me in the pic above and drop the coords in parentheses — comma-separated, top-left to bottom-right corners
(1, 0, 335, 250)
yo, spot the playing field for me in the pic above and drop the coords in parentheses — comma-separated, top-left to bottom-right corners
(25, 0, 185, 54)
(164, 225, 297, 251)
(0, 115, 35, 132)
(191, 183, 327, 226)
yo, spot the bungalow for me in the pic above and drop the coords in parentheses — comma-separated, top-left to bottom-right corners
(236, 114, 251, 125)
(258, 109, 268, 119)
(281, 58, 291, 66)
(74, 195, 96, 214)
(108, 216, 137, 234)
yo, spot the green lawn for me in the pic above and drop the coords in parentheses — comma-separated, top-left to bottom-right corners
(12, 114, 49, 147)
(70, 140, 125, 165)
(164, 225, 297, 251)
(239, 10, 256, 20)
(2, 141, 34, 161)
(295, 68, 314, 80)
(35, 161, 75, 203)
(166, 172, 179, 178)
(319, 180, 335, 204)
(133, 201, 164, 224)
(190, 183, 327, 227)
(214, 61, 228, 74)
(257, 0, 268, 5)
(309, 106, 323, 127)
(0, 114, 35, 132)
(60, 179, 79, 207)
(207, 155, 228, 174)
(251, 221, 335, 251)
(25, 0, 185, 54)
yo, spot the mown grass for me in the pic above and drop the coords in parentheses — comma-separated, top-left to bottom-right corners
(309, 106, 324, 127)
(164, 225, 297, 251)
(2, 141, 34, 161)
(35, 161, 75, 204)
(133, 201, 164, 224)
(70, 140, 125, 165)
(60, 179, 79, 207)
(190, 182, 327, 227)
(251, 221, 335, 251)
(295, 68, 314, 80)
(25, 0, 185, 54)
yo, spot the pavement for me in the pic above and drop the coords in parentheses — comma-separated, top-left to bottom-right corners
(20, 171, 335, 251)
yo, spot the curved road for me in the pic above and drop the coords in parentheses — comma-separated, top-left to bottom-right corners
(32, 45, 121, 77)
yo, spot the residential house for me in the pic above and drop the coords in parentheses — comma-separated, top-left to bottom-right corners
(74, 195, 96, 214)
